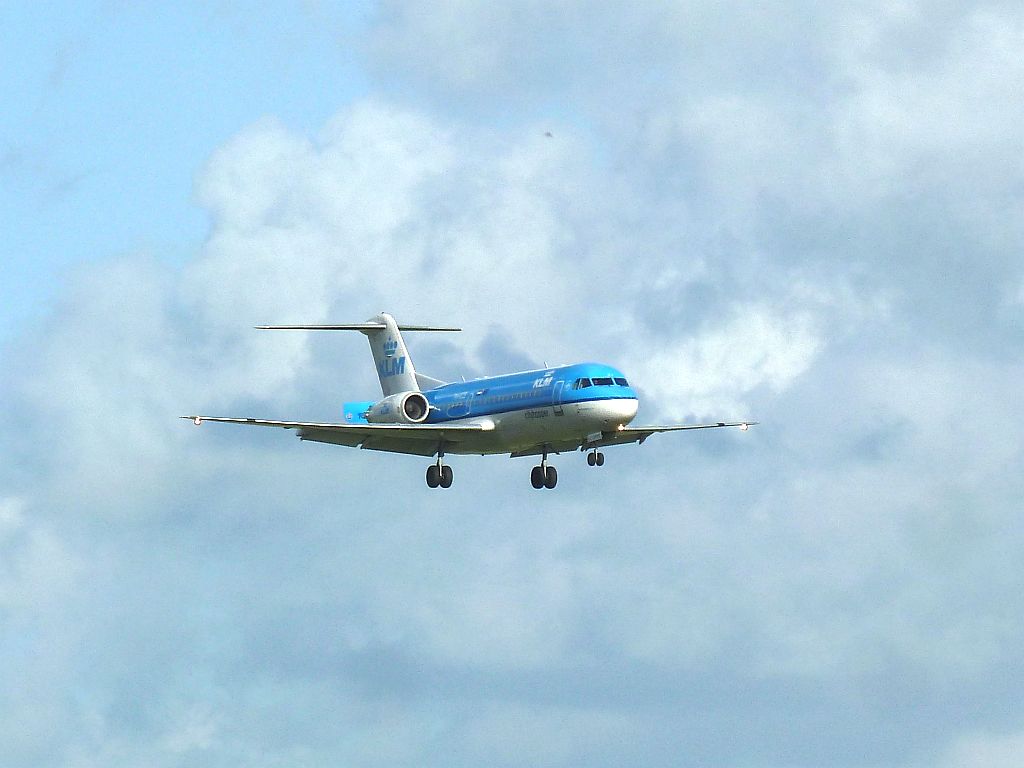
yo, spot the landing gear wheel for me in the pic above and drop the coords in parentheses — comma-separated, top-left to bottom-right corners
(544, 466, 558, 489)
(530, 466, 545, 489)
(595, 452, 605, 467)
(426, 464, 440, 488)
(440, 464, 453, 488)
(587, 452, 596, 466)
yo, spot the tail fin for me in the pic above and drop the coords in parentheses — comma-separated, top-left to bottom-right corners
(256, 312, 460, 397)
(364, 312, 420, 395)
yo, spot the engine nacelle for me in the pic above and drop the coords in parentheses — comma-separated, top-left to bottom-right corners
(364, 391, 431, 424)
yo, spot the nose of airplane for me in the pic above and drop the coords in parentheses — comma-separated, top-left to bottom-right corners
(600, 398, 639, 427)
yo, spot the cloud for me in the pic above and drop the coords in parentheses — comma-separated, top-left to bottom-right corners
(941, 730, 1024, 768)
(368, 1, 1024, 352)
(3, 3, 1024, 766)
(625, 301, 823, 417)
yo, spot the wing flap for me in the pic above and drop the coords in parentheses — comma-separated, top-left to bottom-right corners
(294, 428, 445, 455)
(182, 416, 488, 453)
(508, 439, 582, 458)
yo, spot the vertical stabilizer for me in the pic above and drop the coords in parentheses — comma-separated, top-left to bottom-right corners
(363, 312, 419, 396)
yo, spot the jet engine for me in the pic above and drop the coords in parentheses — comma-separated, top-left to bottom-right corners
(364, 391, 431, 424)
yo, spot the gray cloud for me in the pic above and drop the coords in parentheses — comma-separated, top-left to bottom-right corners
(2, 3, 1023, 766)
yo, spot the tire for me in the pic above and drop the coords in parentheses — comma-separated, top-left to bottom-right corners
(587, 452, 596, 466)
(544, 465, 558, 489)
(595, 452, 605, 467)
(426, 464, 440, 488)
(440, 465, 453, 488)
(530, 466, 545, 489)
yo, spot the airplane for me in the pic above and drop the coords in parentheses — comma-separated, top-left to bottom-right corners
(183, 312, 756, 489)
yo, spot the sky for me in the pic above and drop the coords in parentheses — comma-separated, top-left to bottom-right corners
(1, 1, 1023, 766)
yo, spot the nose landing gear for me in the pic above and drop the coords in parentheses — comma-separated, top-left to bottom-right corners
(586, 450, 605, 467)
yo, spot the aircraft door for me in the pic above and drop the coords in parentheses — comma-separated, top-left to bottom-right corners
(552, 380, 565, 416)
(446, 391, 473, 419)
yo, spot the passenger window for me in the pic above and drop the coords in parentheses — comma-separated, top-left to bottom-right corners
(593, 377, 614, 386)
(614, 378, 628, 386)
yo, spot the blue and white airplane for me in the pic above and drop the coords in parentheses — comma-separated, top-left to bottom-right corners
(184, 312, 756, 489)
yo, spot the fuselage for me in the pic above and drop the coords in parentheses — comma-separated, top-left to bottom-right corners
(346, 362, 639, 456)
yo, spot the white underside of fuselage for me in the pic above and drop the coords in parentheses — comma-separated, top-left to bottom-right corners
(437, 397, 639, 455)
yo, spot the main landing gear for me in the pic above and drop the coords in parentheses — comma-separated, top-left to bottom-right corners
(530, 448, 558, 489)
(530, 465, 557, 489)
(426, 451, 453, 489)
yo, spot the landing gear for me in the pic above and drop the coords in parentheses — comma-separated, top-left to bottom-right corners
(531, 448, 558, 489)
(586, 450, 605, 467)
(426, 450, 453, 489)
(530, 465, 558, 489)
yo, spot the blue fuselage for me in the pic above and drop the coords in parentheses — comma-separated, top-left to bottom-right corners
(340, 362, 640, 455)
(422, 362, 637, 422)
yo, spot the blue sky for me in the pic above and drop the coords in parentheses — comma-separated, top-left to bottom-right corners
(2, 2, 1024, 767)
(1, 2, 369, 341)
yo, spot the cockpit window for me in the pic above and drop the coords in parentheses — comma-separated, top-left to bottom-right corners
(614, 377, 628, 386)
(592, 377, 614, 386)
(576, 378, 592, 389)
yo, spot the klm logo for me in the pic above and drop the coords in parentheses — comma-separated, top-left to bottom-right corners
(383, 338, 399, 358)
(379, 356, 406, 378)
(532, 374, 553, 388)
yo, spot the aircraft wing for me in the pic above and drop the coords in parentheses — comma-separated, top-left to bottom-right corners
(508, 421, 757, 457)
(182, 415, 490, 457)
(595, 421, 757, 447)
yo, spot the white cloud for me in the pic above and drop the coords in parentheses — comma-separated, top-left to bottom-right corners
(182, 100, 602, 374)
(625, 302, 822, 418)
(158, 701, 221, 754)
(0, 496, 81, 612)
(941, 730, 1024, 768)
(826, 6, 1024, 205)
(4, 3, 1024, 766)
(5, 80, 1021, 761)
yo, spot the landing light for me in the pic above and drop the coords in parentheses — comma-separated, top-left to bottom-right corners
(193, 417, 203, 426)
(740, 423, 749, 431)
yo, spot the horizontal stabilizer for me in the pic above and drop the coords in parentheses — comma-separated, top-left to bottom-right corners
(256, 324, 460, 332)
(396, 325, 461, 332)
(257, 313, 456, 397)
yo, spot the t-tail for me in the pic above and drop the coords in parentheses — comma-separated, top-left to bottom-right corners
(363, 312, 421, 396)
(255, 312, 460, 396)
